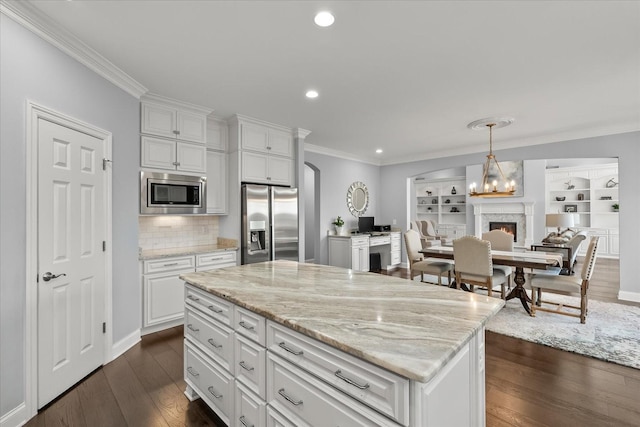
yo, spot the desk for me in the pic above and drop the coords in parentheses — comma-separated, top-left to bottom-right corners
(421, 246, 563, 314)
(328, 232, 402, 272)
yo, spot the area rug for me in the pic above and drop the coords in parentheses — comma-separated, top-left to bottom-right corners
(486, 294, 640, 369)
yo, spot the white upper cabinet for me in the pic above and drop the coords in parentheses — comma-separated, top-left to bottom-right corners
(141, 136, 207, 173)
(207, 150, 227, 214)
(206, 117, 228, 151)
(241, 152, 292, 187)
(141, 94, 210, 144)
(240, 122, 293, 157)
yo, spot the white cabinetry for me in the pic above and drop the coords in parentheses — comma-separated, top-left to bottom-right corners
(205, 117, 228, 214)
(230, 115, 294, 187)
(184, 284, 487, 427)
(140, 94, 211, 174)
(415, 176, 467, 230)
(328, 236, 370, 272)
(390, 232, 402, 266)
(141, 251, 237, 334)
(545, 164, 619, 257)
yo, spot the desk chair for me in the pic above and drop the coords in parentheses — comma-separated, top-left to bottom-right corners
(453, 235, 508, 298)
(530, 236, 599, 323)
(403, 230, 453, 286)
(482, 230, 514, 289)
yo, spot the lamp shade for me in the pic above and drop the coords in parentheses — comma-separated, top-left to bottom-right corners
(545, 213, 575, 230)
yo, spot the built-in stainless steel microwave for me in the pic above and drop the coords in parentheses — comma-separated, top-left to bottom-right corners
(140, 171, 206, 215)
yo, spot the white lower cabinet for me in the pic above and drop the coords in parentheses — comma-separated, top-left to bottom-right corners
(142, 251, 237, 334)
(328, 236, 370, 272)
(184, 284, 485, 427)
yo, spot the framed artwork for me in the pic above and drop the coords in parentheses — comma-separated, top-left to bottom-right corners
(484, 160, 524, 197)
(564, 204, 578, 213)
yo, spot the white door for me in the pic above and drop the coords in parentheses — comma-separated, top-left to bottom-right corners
(176, 142, 207, 173)
(37, 118, 106, 408)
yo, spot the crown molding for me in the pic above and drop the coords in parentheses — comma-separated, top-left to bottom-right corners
(1, 0, 148, 98)
(293, 128, 312, 140)
(142, 93, 213, 115)
(304, 143, 381, 166)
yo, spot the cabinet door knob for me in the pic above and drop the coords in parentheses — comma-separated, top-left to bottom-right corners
(173, 130, 180, 135)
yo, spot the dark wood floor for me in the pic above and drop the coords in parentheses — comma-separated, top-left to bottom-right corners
(26, 257, 639, 427)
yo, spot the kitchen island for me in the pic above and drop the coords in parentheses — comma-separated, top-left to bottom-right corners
(180, 261, 504, 426)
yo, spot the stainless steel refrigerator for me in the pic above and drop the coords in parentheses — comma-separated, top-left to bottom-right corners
(241, 184, 299, 264)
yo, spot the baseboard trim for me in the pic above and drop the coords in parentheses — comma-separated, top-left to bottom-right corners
(618, 290, 640, 303)
(110, 329, 141, 362)
(141, 318, 184, 336)
(0, 402, 28, 427)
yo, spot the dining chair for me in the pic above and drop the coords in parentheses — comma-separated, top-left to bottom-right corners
(403, 229, 453, 286)
(529, 236, 599, 323)
(453, 235, 508, 298)
(410, 220, 441, 248)
(482, 229, 514, 289)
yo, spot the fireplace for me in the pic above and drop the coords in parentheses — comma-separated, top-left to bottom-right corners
(489, 222, 517, 242)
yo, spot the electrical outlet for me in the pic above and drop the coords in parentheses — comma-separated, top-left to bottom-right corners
(392, 219, 397, 225)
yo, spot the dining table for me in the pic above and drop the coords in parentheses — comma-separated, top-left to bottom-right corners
(420, 246, 563, 314)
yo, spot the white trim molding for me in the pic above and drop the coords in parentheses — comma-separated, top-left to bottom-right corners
(0, 403, 28, 427)
(304, 142, 381, 166)
(0, 0, 147, 98)
(618, 291, 640, 303)
(111, 329, 141, 362)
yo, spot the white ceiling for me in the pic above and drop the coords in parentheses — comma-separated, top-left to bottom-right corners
(25, 0, 640, 164)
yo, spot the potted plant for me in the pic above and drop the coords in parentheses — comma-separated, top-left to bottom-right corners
(332, 216, 345, 235)
(612, 203, 619, 212)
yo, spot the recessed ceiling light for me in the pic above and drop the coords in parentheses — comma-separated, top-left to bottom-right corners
(314, 11, 335, 27)
(376, 149, 383, 154)
(305, 90, 319, 99)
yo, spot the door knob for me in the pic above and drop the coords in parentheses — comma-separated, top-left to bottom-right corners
(42, 272, 66, 282)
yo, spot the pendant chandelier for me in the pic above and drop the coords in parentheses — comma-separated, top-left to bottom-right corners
(468, 118, 516, 198)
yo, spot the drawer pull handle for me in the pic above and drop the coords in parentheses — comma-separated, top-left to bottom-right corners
(207, 386, 222, 399)
(187, 367, 199, 378)
(239, 321, 255, 331)
(239, 415, 253, 427)
(210, 257, 223, 261)
(278, 388, 303, 406)
(187, 295, 200, 302)
(208, 305, 223, 313)
(239, 361, 254, 372)
(163, 262, 179, 267)
(187, 324, 199, 332)
(278, 341, 303, 356)
(334, 370, 370, 390)
(207, 338, 222, 349)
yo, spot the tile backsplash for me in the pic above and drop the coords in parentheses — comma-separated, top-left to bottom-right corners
(139, 216, 219, 250)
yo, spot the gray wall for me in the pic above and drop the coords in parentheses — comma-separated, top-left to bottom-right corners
(379, 132, 640, 297)
(1, 15, 140, 417)
(304, 152, 381, 266)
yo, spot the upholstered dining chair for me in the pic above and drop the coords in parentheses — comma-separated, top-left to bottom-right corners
(453, 235, 508, 298)
(403, 229, 453, 286)
(482, 229, 514, 289)
(410, 220, 441, 248)
(529, 236, 599, 323)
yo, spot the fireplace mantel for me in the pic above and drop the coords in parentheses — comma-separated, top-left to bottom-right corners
(472, 202, 535, 247)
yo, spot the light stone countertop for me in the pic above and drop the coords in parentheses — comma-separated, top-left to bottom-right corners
(180, 260, 504, 383)
(139, 243, 238, 260)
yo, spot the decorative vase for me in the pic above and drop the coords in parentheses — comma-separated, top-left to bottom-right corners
(335, 225, 344, 235)
(451, 186, 457, 195)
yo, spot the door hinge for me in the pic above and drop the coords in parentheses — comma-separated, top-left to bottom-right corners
(103, 322, 106, 334)
(102, 158, 112, 170)
(102, 241, 106, 252)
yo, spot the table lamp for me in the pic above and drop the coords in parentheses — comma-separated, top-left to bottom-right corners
(545, 213, 575, 234)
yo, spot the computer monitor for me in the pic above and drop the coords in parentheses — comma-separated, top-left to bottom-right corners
(358, 216, 374, 233)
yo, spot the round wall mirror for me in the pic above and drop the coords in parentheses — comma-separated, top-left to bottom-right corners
(347, 181, 369, 217)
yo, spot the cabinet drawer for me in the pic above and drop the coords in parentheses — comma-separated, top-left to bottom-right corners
(184, 341, 234, 425)
(235, 334, 266, 399)
(185, 307, 234, 372)
(391, 241, 401, 251)
(391, 252, 401, 265)
(266, 405, 307, 427)
(185, 285, 234, 327)
(351, 237, 369, 246)
(267, 353, 400, 427)
(267, 321, 409, 425)
(235, 306, 266, 345)
(235, 380, 266, 427)
(196, 251, 237, 268)
(144, 255, 195, 274)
